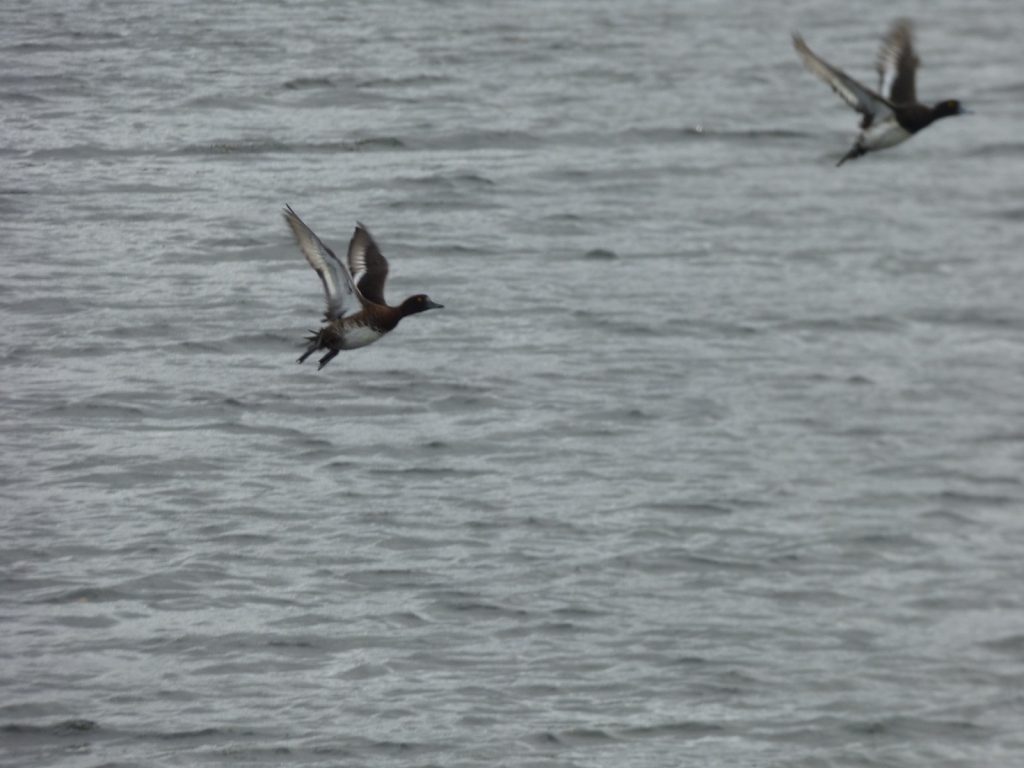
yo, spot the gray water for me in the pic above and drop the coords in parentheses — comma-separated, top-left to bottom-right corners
(3, 0, 1024, 765)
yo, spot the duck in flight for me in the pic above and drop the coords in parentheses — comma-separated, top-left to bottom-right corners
(283, 206, 443, 370)
(792, 19, 967, 166)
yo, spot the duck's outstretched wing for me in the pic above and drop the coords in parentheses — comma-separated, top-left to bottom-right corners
(347, 223, 390, 307)
(793, 33, 894, 128)
(876, 19, 919, 104)
(283, 206, 362, 319)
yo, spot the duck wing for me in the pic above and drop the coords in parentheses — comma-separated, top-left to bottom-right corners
(347, 223, 390, 307)
(283, 205, 363, 319)
(876, 19, 919, 104)
(793, 33, 894, 128)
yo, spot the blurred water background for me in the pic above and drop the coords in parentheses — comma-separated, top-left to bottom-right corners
(3, 0, 1024, 765)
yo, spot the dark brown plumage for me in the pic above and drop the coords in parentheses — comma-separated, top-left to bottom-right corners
(793, 19, 968, 165)
(283, 206, 443, 370)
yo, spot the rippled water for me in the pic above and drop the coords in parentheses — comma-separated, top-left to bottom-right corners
(4, 0, 1024, 766)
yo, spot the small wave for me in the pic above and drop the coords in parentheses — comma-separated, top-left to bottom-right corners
(44, 401, 147, 420)
(843, 716, 982, 739)
(153, 726, 235, 741)
(29, 144, 153, 160)
(172, 136, 407, 157)
(222, 330, 296, 349)
(921, 508, 976, 526)
(417, 129, 542, 151)
(282, 76, 334, 90)
(966, 141, 1024, 158)
(176, 139, 290, 156)
(971, 429, 1024, 445)
(6, 42, 73, 54)
(989, 207, 1024, 221)
(621, 720, 726, 738)
(983, 79, 1024, 97)
(908, 308, 1022, 330)
(40, 586, 126, 604)
(100, 182, 180, 194)
(442, 599, 529, 617)
(351, 136, 405, 150)
(669, 317, 760, 337)
(358, 74, 454, 89)
(346, 569, 437, 590)
(532, 727, 615, 746)
(1, 73, 89, 93)
(368, 464, 489, 478)
(981, 633, 1024, 655)
(399, 171, 496, 189)
(936, 489, 1015, 507)
(0, 91, 47, 103)
(643, 500, 734, 516)
(2, 718, 99, 736)
(626, 125, 812, 144)
(776, 315, 904, 334)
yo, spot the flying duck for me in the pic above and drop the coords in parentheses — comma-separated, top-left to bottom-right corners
(283, 206, 443, 370)
(793, 19, 967, 165)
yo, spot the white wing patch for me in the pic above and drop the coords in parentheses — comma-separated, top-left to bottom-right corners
(878, 57, 899, 103)
(793, 34, 893, 123)
(348, 238, 370, 287)
(876, 20, 918, 104)
(345, 223, 389, 306)
(284, 207, 363, 319)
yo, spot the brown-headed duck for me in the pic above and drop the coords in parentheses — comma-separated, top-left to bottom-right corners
(284, 206, 443, 369)
(793, 19, 968, 165)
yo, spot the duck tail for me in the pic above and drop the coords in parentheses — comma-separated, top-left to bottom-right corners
(297, 329, 323, 364)
(837, 143, 866, 166)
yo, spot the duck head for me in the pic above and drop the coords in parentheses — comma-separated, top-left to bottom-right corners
(399, 294, 444, 316)
(933, 99, 969, 119)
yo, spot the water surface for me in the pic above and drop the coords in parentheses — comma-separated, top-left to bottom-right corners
(3, 1, 1024, 766)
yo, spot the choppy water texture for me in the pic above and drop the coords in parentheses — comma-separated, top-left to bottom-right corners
(3, 0, 1024, 766)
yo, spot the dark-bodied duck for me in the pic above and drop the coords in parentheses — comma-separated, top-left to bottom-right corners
(283, 206, 443, 370)
(793, 19, 967, 165)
